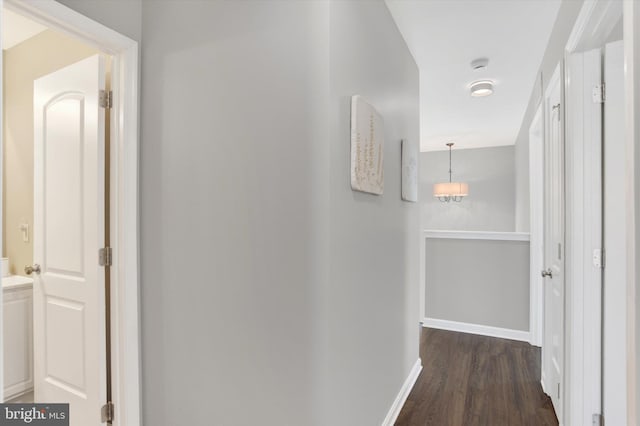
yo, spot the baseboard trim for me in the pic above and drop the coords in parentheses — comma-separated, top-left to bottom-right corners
(381, 358, 422, 426)
(422, 317, 531, 343)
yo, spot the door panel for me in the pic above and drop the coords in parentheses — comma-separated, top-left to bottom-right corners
(542, 64, 564, 421)
(33, 54, 106, 426)
(43, 95, 84, 274)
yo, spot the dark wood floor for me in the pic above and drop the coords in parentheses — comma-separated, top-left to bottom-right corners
(395, 328, 558, 426)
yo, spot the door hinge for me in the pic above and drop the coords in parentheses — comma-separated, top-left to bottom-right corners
(592, 413, 604, 426)
(101, 401, 114, 423)
(593, 248, 605, 269)
(552, 103, 561, 121)
(99, 247, 113, 267)
(99, 90, 113, 109)
(557, 382, 560, 399)
(592, 83, 606, 103)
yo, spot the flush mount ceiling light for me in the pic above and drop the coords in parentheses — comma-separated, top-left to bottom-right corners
(433, 143, 468, 202)
(470, 80, 494, 97)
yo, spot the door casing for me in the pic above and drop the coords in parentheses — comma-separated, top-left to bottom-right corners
(563, 1, 624, 425)
(603, 38, 627, 426)
(0, 1, 141, 425)
(529, 104, 544, 348)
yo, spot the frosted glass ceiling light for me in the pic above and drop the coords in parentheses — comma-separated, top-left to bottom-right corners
(433, 143, 468, 202)
(470, 80, 494, 97)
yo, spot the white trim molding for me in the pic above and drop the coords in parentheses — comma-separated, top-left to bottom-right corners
(528, 104, 544, 348)
(563, 0, 622, 424)
(381, 359, 422, 426)
(423, 230, 530, 242)
(624, 1, 640, 423)
(422, 318, 531, 343)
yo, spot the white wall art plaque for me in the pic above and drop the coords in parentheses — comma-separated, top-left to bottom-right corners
(350, 95, 384, 195)
(401, 139, 418, 202)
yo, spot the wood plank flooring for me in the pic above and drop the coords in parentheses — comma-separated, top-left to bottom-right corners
(395, 328, 558, 426)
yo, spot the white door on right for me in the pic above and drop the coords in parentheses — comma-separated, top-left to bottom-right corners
(542, 63, 564, 422)
(603, 39, 627, 426)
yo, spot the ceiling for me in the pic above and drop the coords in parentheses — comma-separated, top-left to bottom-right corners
(2, 8, 47, 50)
(386, 0, 561, 152)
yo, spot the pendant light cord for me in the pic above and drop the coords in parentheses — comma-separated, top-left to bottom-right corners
(447, 142, 454, 183)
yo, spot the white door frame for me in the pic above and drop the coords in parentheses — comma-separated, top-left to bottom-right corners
(564, 0, 623, 425)
(602, 38, 627, 426)
(529, 103, 544, 348)
(0, 1, 141, 425)
(624, 1, 640, 423)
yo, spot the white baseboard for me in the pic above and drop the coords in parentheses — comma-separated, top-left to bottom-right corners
(422, 317, 531, 343)
(381, 358, 422, 426)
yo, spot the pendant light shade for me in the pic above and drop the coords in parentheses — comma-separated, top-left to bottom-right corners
(433, 182, 469, 198)
(433, 143, 468, 202)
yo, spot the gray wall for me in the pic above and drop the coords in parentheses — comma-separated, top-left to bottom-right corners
(55, 1, 420, 425)
(140, 2, 325, 424)
(514, 0, 585, 232)
(324, 2, 420, 425)
(425, 238, 530, 331)
(421, 146, 515, 232)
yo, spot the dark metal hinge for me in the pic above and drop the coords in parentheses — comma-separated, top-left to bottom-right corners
(99, 247, 113, 267)
(101, 401, 114, 423)
(99, 90, 113, 109)
(593, 413, 603, 426)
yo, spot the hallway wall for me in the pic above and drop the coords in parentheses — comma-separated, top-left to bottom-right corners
(325, 2, 420, 425)
(513, 0, 585, 232)
(421, 146, 515, 232)
(139, 2, 326, 424)
(54, 1, 420, 425)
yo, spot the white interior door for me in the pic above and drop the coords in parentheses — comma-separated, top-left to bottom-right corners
(603, 39, 627, 425)
(542, 64, 565, 422)
(33, 54, 106, 425)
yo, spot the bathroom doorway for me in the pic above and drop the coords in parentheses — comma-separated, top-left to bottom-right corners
(3, 8, 110, 421)
(0, 1, 141, 425)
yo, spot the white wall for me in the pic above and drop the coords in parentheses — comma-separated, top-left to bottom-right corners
(513, 0, 585, 232)
(139, 2, 327, 424)
(421, 146, 515, 232)
(425, 237, 530, 331)
(324, 2, 420, 425)
(53, 1, 420, 425)
(56, 0, 141, 42)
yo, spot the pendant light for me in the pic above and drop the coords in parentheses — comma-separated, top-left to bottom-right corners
(433, 142, 468, 202)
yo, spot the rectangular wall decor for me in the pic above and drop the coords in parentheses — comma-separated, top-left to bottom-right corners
(350, 95, 384, 195)
(401, 139, 418, 202)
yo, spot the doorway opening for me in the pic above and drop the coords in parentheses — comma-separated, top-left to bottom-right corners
(0, 1, 140, 425)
